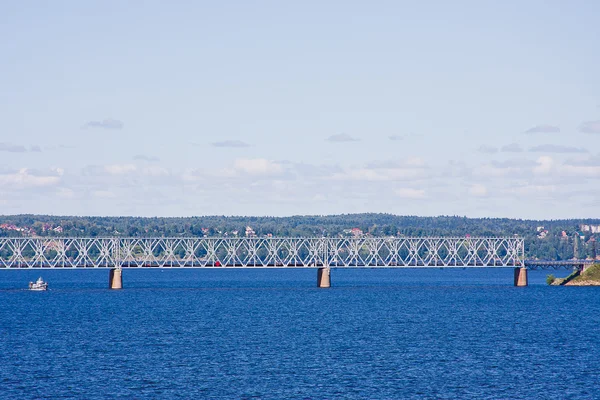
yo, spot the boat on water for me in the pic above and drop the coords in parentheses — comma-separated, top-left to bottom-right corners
(29, 277, 48, 291)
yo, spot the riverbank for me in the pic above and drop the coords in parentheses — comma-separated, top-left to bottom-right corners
(549, 263, 600, 286)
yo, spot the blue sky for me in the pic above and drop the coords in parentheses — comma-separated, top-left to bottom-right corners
(1, 1, 599, 218)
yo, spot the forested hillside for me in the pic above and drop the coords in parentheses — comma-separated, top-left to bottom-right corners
(1, 214, 598, 260)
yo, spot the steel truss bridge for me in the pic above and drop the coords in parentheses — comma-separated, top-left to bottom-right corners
(0, 236, 526, 269)
(523, 259, 595, 270)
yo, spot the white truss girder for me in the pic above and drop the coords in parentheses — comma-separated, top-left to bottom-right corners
(0, 237, 524, 268)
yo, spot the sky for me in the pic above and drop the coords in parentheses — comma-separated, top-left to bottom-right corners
(0, 0, 599, 219)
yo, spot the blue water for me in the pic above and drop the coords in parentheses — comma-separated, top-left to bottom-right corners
(1, 268, 599, 399)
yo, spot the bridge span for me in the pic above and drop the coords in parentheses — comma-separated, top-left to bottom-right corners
(0, 236, 590, 288)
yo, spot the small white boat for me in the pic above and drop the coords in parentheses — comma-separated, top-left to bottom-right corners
(29, 277, 48, 291)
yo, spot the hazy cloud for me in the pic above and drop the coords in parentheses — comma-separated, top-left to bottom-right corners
(211, 140, 251, 148)
(478, 145, 498, 154)
(134, 154, 160, 162)
(0, 143, 27, 152)
(525, 124, 560, 133)
(529, 144, 588, 153)
(326, 133, 359, 143)
(469, 184, 488, 197)
(388, 135, 403, 141)
(231, 158, 284, 176)
(84, 119, 124, 130)
(501, 143, 523, 153)
(507, 184, 557, 196)
(105, 164, 137, 175)
(93, 190, 117, 199)
(366, 158, 426, 169)
(579, 120, 600, 134)
(491, 159, 536, 168)
(475, 163, 523, 178)
(293, 163, 343, 178)
(331, 158, 428, 182)
(56, 188, 75, 199)
(28, 167, 64, 177)
(565, 157, 600, 167)
(141, 166, 170, 177)
(562, 164, 600, 178)
(533, 156, 554, 175)
(395, 188, 426, 199)
(30, 145, 42, 152)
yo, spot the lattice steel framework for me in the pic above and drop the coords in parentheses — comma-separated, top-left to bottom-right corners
(0, 237, 524, 268)
(524, 260, 594, 270)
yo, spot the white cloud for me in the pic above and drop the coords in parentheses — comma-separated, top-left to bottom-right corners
(52, 167, 65, 176)
(105, 164, 137, 175)
(507, 185, 557, 196)
(474, 164, 522, 178)
(232, 158, 283, 176)
(562, 164, 600, 178)
(0, 168, 61, 187)
(332, 158, 428, 182)
(56, 188, 75, 199)
(404, 157, 426, 167)
(395, 188, 426, 199)
(533, 156, 554, 175)
(469, 184, 488, 197)
(142, 166, 170, 177)
(331, 167, 426, 182)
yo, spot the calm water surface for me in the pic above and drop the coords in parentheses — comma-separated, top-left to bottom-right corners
(1, 268, 599, 399)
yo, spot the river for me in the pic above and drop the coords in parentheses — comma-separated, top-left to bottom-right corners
(1, 268, 598, 399)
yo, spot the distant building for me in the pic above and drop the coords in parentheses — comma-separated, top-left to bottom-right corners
(351, 228, 363, 237)
(245, 226, 256, 238)
(581, 224, 600, 234)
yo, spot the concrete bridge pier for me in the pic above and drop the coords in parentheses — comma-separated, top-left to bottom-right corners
(109, 268, 122, 289)
(317, 267, 331, 288)
(514, 267, 528, 287)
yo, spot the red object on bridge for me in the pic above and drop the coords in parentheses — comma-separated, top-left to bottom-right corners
(214, 260, 221, 267)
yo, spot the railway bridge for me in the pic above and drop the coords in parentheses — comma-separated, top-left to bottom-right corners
(0, 236, 593, 288)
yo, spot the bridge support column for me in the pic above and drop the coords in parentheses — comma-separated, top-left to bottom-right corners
(109, 268, 122, 289)
(317, 267, 331, 288)
(514, 267, 528, 287)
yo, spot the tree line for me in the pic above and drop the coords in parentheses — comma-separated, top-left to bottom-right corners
(0, 214, 598, 260)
